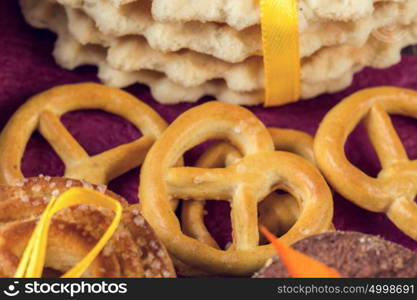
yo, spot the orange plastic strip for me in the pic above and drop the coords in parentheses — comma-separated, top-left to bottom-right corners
(261, 226, 341, 278)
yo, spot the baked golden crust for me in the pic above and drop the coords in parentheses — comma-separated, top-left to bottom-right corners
(0, 83, 167, 186)
(140, 101, 333, 276)
(181, 128, 329, 247)
(315, 87, 417, 241)
(177, 128, 334, 276)
(0, 177, 176, 278)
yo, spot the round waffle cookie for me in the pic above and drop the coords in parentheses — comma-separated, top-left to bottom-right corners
(254, 231, 417, 278)
(0, 177, 176, 278)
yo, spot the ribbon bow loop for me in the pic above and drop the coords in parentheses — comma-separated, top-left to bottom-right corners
(15, 187, 123, 278)
(261, 0, 301, 106)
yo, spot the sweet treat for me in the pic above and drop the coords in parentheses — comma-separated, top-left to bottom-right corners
(0, 83, 167, 185)
(176, 128, 328, 276)
(139, 102, 333, 276)
(258, 226, 341, 278)
(19, 0, 417, 105)
(254, 231, 417, 278)
(0, 177, 176, 277)
(315, 87, 417, 241)
(37, 0, 417, 62)
(141, 0, 408, 31)
(20, 2, 263, 105)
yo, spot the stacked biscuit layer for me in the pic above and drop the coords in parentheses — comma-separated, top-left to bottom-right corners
(20, 0, 417, 105)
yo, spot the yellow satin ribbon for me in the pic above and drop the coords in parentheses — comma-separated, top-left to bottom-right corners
(260, 0, 301, 107)
(15, 187, 122, 278)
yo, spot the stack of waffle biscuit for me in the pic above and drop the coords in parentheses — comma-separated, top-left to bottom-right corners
(20, 0, 417, 105)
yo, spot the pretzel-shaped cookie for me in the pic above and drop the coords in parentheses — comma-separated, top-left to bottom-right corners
(181, 128, 324, 249)
(315, 87, 417, 240)
(140, 102, 333, 275)
(0, 83, 167, 185)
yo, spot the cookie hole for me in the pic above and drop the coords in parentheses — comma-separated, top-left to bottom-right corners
(21, 132, 65, 177)
(62, 110, 146, 204)
(21, 110, 143, 204)
(345, 121, 381, 178)
(200, 189, 298, 249)
(182, 140, 238, 167)
(61, 110, 142, 156)
(258, 190, 300, 245)
(345, 114, 417, 179)
(204, 200, 232, 250)
(22, 110, 143, 171)
(390, 115, 417, 160)
(108, 168, 140, 205)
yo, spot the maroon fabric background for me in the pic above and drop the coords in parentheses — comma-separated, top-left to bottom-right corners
(2, 0, 417, 251)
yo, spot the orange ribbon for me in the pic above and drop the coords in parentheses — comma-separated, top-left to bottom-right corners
(260, 0, 301, 107)
(261, 226, 341, 278)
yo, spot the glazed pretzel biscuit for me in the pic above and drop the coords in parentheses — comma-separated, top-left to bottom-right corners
(0, 83, 167, 185)
(182, 128, 332, 249)
(315, 87, 417, 240)
(177, 129, 317, 277)
(140, 102, 333, 275)
(0, 177, 175, 277)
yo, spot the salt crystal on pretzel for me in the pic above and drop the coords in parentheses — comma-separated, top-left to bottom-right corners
(139, 102, 333, 275)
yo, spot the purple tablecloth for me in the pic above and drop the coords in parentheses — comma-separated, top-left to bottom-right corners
(2, 0, 417, 251)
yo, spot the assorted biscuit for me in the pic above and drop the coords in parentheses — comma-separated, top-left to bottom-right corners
(3, 0, 417, 277)
(139, 102, 333, 275)
(19, 0, 417, 105)
(315, 87, 417, 240)
(0, 177, 176, 277)
(181, 128, 322, 249)
(0, 83, 417, 277)
(49, 0, 417, 61)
